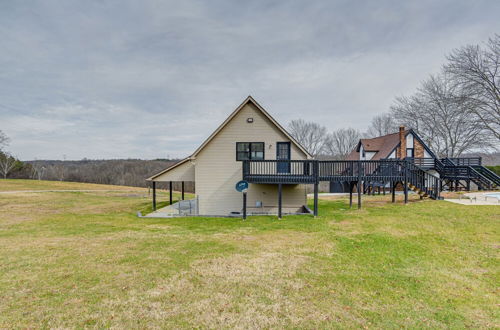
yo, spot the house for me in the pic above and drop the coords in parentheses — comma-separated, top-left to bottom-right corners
(344, 127, 498, 192)
(346, 126, 435, 161)
(147, 97, 499, 218)
(147, 96, 312, 217)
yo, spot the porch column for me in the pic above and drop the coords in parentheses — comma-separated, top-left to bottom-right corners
(313, 183, 319, 217)
(169, 181, 173, 205)
(152, 181, 157, 211)
(278, 183, 283, 219)
(181, 181, 185, 200)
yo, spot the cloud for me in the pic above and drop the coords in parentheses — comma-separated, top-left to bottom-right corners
(0, 0, 499, 159)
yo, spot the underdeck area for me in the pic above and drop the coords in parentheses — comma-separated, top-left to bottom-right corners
(148, 157, 498, 219)
(241, 157, 499, 217)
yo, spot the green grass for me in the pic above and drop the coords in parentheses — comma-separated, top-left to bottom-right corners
(0, 179, 498, 328)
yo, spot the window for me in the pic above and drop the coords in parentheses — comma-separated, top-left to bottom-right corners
(236, 142, 264, 161)
(406, 148, 414, 158)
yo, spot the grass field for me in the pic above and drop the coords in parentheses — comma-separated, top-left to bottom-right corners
(0, 179, 498, 328)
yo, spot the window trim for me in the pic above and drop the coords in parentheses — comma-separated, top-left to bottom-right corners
(236, 142, 265, 161)
(406, 147, 414, 158)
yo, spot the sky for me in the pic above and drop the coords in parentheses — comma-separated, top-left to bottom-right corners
(1, 0, 499, 160)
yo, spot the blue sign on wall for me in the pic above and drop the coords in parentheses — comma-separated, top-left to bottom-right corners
(235, 180, 249, 192)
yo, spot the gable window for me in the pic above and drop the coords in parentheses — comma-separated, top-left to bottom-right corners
(406, 148, 414, 158)
(236, 142, 264, 161)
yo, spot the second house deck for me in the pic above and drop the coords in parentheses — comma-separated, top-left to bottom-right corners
(243, 159, 414, 184)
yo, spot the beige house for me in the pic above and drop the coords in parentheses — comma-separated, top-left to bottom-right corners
(147, 96, 312, 216)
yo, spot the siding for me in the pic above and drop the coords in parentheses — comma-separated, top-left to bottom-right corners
(194, 102, 308, 215)
(153, 160, 195, 182)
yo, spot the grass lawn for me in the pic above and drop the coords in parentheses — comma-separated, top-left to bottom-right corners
(0, 179, 498, 328)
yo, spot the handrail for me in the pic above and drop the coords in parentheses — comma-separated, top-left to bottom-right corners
(473, 166, 500, 186)
(405, 161, 441, 199)
(445, 157, 482, 166)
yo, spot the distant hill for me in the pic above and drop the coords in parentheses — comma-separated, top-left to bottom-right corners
(20, 159, 191, 191)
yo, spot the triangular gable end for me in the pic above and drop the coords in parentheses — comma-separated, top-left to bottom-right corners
(191, 96, 312, 159)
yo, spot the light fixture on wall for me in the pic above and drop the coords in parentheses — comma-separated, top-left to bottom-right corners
(247, 117, 254, 123)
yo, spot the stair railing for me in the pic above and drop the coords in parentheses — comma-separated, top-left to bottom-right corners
(405, 160, 442, 199)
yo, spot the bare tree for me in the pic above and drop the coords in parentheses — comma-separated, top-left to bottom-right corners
(30, 162, 46, 180)
(288, 119, 327, 156)
(0, 152, 17, 179)
(323, 128, 361, 159)
(50, 164, 66, 181)
(445, 34, 500, 140)
(391, 73, 492, 157)
(366, 113, 398, 137)
(0, 130, 9, 152)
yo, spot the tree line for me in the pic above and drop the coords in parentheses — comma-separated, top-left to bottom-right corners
(288, 34, 499, 159)
(0, 134, 191, 190)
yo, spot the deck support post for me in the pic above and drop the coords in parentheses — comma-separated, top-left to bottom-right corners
(383, 185, 386, 195)
(169, 181, 173, 205)
(357, 161, 362, 209)
(243, 191, 247, 220)
(391, 181, 396, 203)
(181, 181, 185, 200)
(313, 183, 318, 217)
(466, 179, 470, 191)
(404, 171, 409, 205)
(278, 184, 283, 219)
(349, 182, 353, 208)
(357, 181, 362, 209)
(152, 181, 157, 211)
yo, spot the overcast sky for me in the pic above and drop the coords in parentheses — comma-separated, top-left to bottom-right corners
(1, 0, 499, 160)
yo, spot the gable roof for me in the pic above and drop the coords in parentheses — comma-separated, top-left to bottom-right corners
(191, 95, 312, 158)
(346, 130, 407, 160)
(146, 157, 191, 181)
(148, 96, 312, 181)
(346, 128, 437, 161)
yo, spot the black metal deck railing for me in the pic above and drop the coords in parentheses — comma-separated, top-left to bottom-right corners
(242, 159, 410, 184)
(242, 159, 443, 199)
(444, 157, 481, 166)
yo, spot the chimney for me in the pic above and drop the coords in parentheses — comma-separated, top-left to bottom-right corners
(399, 126, 406, 159)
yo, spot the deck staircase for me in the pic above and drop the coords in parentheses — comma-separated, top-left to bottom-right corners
(440, 158, 498, 190)
(404, 162, 442, 200)
(368, 160, 441, 199)
(472, 166, 500, 188)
